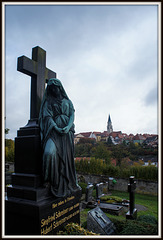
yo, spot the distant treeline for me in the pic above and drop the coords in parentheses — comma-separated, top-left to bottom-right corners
(75, 158, 158, 181)
(75, 139, 158, 181)
(74, 138, 158, 165)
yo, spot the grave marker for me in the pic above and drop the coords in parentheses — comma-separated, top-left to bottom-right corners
(17, 46, 56, 120)
(99, 202, 124, 216)
(126, 176, 137, 220)
(5, 46, 82, 235)
(96, 182, 104, 200)
(85, 184, 94, 203)
(87, 206, 115, 235)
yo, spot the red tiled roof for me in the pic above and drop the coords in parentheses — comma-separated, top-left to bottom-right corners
(133, 134, 146, 140)
(109, 131, 122, 138)
(118, 134, 124, 139)
(80, 132, 92, 137)
(129, 134, 134, 137)
(92, 132, 102, 135)
(111, 158, 116, 166)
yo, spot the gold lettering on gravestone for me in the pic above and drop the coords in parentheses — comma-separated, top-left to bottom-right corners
(58, 200, 64, 206)
(52, 203, 57, 209)
(41, 213, 55, 227)
(41, 200, 79, 235)
(53, 210, 80, 230)
(51, 196, 75, 209)
(41, 223, 53, 235)
(67, 196, 75, 201)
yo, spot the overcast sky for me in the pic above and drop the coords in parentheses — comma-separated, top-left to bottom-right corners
(4, 3, 159, 140)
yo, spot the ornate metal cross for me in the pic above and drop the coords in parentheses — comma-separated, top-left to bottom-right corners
(17, 46, 56, 120)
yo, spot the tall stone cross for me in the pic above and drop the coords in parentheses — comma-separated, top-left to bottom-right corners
(17, 46, 56, 120)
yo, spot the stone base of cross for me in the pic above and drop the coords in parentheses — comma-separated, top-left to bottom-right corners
(126, 208, 137, 220)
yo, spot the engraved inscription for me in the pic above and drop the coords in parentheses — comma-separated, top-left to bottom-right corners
(41, 199, 79, 235)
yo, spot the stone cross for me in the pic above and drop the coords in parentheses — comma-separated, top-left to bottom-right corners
(17, 46, 56, 120)
(95, 210, 107, 224)
(128, 176, 136, 214)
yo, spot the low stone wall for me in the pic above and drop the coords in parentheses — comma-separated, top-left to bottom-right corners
(77, 174, 158, 196)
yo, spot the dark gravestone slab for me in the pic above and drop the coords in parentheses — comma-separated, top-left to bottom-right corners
(126, 176, 137, 220)
(96, 183, 104, 200)
(82, 184, 95, 209)
(85, 184, 94, 203)
(5, 189, 82, 235)
(99, 202, 124, 216)
(87, 206, 115, 235)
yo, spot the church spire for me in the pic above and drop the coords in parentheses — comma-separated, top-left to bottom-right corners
(107, 114, 113, 134)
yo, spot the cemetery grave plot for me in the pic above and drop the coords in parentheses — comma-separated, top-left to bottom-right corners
(5, 46, 82, 235)
(80, 178, 138, 217)
(79, 189, 158, 236)
(96, 182, 124, 215)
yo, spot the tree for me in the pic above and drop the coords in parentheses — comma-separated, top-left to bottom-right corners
(5, 128, 10, 135)
(5, 139, 14, 162)
(107, 136, 113, 145)
(91, 142, 111, 165)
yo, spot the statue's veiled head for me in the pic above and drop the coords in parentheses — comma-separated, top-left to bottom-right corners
(46, 78, 69, 100)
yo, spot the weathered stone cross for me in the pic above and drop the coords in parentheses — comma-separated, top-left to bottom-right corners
(95, 210, 107, 224)
(17, 46, 56, 120)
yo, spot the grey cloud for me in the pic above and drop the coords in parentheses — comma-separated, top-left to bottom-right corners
(144, 87, 158, 106)
(4, 4, 158, 139)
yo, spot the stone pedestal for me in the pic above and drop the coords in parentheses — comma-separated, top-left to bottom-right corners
(5, 189, 82, 235)
(126, 208, 137, 220)
(14, 120, 42, 175)
(5, 120, 82, 235)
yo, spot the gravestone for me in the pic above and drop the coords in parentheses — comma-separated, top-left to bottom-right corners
(82, 184, 96, 209)
(126, 176, 137, 220)
(85, 184, 94, 203)
(87, 207, 115, 235)
(96, 182, 104, 201)
(5, 46, 82, 235)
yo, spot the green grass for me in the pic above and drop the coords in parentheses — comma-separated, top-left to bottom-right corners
(111, 190, 158, 219)
(80, 190, 158, 226)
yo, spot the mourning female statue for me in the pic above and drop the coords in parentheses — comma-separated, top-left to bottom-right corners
(39, 78, 80, 197)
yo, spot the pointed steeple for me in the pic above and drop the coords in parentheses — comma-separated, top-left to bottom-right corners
(107, 114, 113, 134)
(108, 114, 111, 123)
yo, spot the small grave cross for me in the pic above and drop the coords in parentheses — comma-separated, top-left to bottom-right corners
(128, 176, 136, 215)
(95, 210, 107, 224)
(17, 46, 56, 120)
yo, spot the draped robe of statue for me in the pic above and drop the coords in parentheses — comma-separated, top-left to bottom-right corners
(39, 78, 80, 197)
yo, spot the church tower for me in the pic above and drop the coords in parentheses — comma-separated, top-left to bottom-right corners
(107, 114, 113, 134)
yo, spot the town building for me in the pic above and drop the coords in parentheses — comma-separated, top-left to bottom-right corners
(107, 114, 113, 134)
(74, 114, 158, 148)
